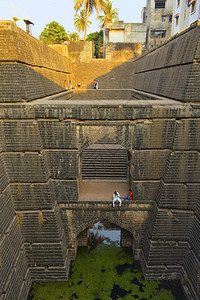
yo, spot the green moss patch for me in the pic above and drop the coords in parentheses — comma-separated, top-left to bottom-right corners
(29, 245, 176, 299)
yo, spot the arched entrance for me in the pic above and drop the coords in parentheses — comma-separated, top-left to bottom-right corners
(79, 138, 131, 201)
(76, 220, 134, 251)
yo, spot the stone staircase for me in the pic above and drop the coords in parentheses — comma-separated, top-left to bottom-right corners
(71, 89, 134, 100)
(81, 142, 128, 181)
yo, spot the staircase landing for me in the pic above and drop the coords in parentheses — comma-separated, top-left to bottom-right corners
(79, 181, 130, 201)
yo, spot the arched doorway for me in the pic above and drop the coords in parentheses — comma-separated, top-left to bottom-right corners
(76, 220, 134, 251)
(79, 138, 131, 201)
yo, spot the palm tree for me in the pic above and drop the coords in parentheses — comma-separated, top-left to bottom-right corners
(74, 0, 105, 40)
(97, 0, 118, 29)
(74, 9, 92, 35)
(87, 231, 104, 252)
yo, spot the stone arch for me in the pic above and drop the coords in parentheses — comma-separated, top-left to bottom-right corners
(74, 214, 139, 253)
(77, 123, 132, 154)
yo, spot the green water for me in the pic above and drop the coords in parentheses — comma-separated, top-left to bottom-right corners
(28, 243, 181, 300)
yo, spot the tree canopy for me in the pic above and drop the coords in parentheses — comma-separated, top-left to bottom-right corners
(39, 21, 68, 44)
(86, 30, 103, 58)
(74, 9, 92, 34)
(39, 21, 80, 44)
(74, 0, 105, 40)
(97, 0, 118, 28)
(68, 32, 80, 41)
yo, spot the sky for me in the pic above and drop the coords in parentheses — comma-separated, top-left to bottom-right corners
(0, 0, 146, 39)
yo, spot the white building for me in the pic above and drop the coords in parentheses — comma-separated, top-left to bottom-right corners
(145, 0, 174, 49)
(103, 20, 146, 46)
(173, 0, 200, 35)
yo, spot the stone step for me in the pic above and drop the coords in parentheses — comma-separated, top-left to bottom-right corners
(82, 161, 127, 165)
(82, 170, 127, 174)
(81, 144, 128, 180)
(82, 175, 127, 180)
(82, 153, 127, 156)
(82, 150, 127, 154)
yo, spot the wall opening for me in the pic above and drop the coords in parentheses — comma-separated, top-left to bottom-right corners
(81, 138, 129, 181)
(76, 221, 133, 252)
(79, 138, 131, 201)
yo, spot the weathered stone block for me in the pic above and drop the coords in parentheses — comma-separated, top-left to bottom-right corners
(37, 120, 77, 149)
(0, 120, 42, 152)
(183, 249, 200, 300)
(149, 208, 193, 241)
(157, 182, 200, 209)
(19, 211, 62, 243)
(3, 153, 49, 183)
(165, 152, 200, 183)
(132, 181, 160, 201)
(133, 119, 176, 149)
(173, 119, 200, 150)
(0, 154, 9, 192)
(0, 219, 23, 292)
(24, 242, 65, 267)
(143, 239, 188, 265)
(195, 198, 200, 220)
(0, 63, 26, 102)
(132, 150, 170, 180)
(2, 247, 30, 300)
(44, 150, 78, 179)
(141, 254, 182, 281)
(10, 182, 55, 210)
(29, 263, 70, 282)
(0, 187, 15, 239)
(66, 41, 93, 62)
(189, 216, 200, 261)
(53, 180, 78, 202)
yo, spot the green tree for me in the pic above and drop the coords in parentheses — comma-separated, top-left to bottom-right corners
(86, 30, 103, 58)
(68, 32, 80, 41)
(74, 0, 105, 40)
(74, 9, 92, 35)
(97, 0, 118, 28)
(39, 21, 68, 44)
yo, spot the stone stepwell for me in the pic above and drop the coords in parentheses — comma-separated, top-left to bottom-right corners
(0, 20, 200, 300)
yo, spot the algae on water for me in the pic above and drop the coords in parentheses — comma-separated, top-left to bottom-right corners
(29, 244, 176, 300)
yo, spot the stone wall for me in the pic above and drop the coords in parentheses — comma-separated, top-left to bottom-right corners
(0, 21, 72, 103)
(133, 21, 200, 102)
(71, 60, 135, 89)
(105, 42, 142, 62)
(66, 41, 93, 62)
(48, 44, 69, 57)
(1, 97, 200, 299)
(0, 145, 31, 299)
(1, 18, 200, 300)
(136, 119, 200, 299)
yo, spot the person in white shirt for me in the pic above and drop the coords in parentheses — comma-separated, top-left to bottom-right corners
(112, 191, 122, 209)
